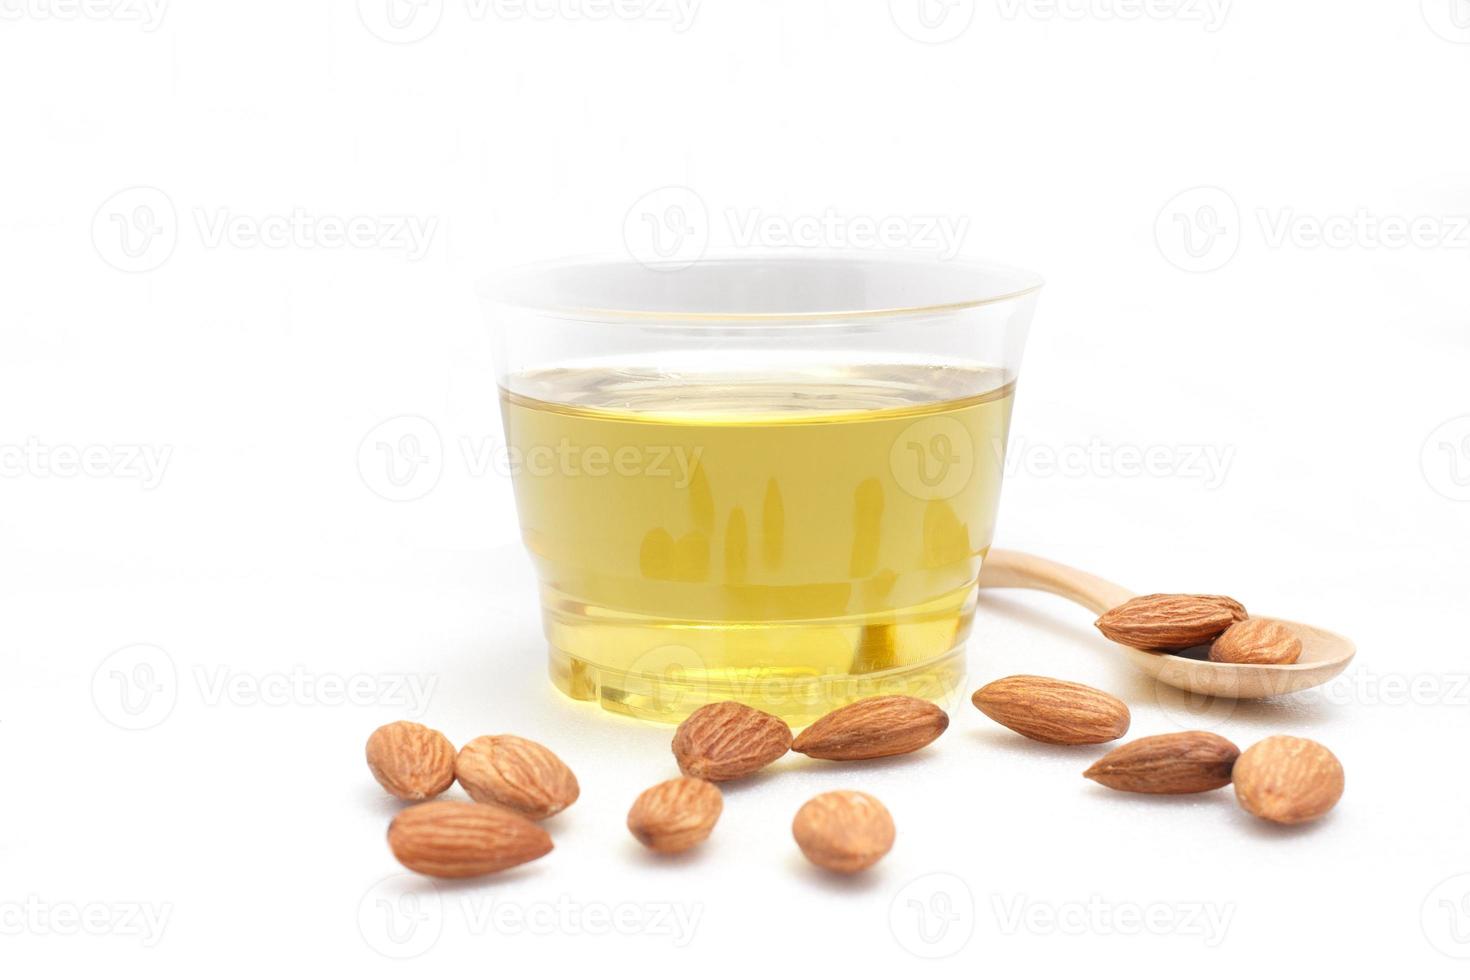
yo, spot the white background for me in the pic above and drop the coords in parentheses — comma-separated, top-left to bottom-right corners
(3, 0, 1469, 975)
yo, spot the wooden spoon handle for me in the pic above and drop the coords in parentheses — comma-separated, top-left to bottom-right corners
(977, 549, 1137, 616)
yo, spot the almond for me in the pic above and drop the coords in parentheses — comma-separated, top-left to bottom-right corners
(387, 800, 553, 878)
(455, 735, 580, 820)
(971, 675, 1130, 745)
(1209, 618, 1302, 665)
(1083, 731, 1240, 793)
(672, 701, 792, 782)
(792, 790, 895, 874)
(1094, 593, 1247, 651)
(627, 777, 723, 853)
(792, 695, 949, 761)
(1232, 735, 1344, 824)
(365, 720, 456, 802)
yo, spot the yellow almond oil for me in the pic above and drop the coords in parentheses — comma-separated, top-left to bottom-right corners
(499, 362, 1015, 724)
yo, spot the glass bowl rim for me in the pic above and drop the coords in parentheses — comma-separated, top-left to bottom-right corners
(480, 250, 1044, 325)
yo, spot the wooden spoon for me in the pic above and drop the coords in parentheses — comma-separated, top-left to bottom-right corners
(976, 549, 1355, 698)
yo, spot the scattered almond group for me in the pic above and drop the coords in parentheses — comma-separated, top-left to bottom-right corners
(364, 591, 1343, 878)
(656, 696, 954, 872)
(364, 722, 574, 878)
(365, 695, 947, 878)
(1078, 728, 1343, 823)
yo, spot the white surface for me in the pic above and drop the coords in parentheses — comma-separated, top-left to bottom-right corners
(3, 2, 1469, 975)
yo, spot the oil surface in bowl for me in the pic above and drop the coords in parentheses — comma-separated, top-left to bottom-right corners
(499, 363, 1014, 723)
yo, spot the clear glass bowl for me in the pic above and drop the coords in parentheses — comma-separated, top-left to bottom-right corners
(482, 252, 1041, 724)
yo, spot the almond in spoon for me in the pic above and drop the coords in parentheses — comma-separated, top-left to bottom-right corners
(1094, 594, 1247, 651)
(1209, 618, 1302, 665)
(971, 675, 1130, 745)
(672, 701, 792, 782)
(792, 695, 948, 761)
(1083, 731, 1239, 793)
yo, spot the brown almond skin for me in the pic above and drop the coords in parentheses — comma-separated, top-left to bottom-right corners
(627, 777, 723, 853)
(1095, 594, 1247, 651)
(971, 675, 1130, 745)
(1233, 735, 1344, 824)
(366, 721, 456, 802)
(1083, 731, 1240, 793)
(793, 695, 949, 761)
(1210, 618, 1302, 665)
(388, 801, 553, 878)
(792, 790, 895, 874)
(672, 701, 792, 782)
(455, 735, 580, 820)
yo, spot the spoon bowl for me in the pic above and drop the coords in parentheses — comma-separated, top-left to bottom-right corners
(976, 549, 1355, 699)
